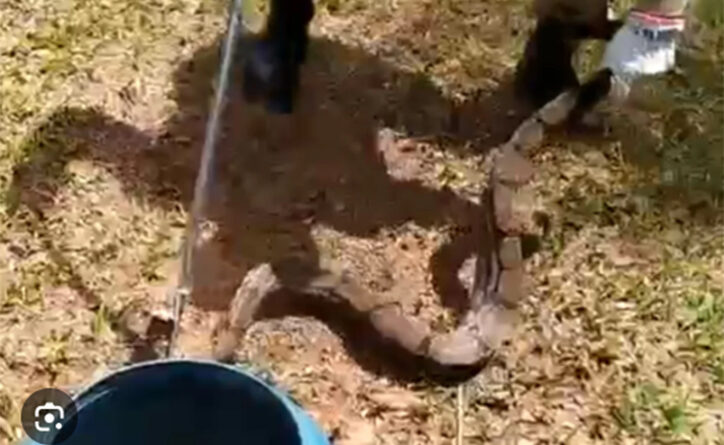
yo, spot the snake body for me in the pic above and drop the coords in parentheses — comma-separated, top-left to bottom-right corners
(212, 90, 583, 373)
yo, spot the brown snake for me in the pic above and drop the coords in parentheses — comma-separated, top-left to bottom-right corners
(211, 88, 585, 374)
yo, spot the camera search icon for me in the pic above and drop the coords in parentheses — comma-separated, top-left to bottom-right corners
(21, 388, 78, 444)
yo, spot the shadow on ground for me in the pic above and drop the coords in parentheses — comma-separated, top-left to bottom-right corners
(7, 35, 529, 381)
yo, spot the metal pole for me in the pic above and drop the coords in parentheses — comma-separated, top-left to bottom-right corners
(167, 0, 245, 357)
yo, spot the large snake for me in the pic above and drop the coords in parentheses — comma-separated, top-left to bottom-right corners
(211, 89, 585, 376)
(210, 0, 692, 372)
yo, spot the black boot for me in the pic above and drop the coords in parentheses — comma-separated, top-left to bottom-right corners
(567, 68, 613, 132)
(242, 0, 314, 114)
(514, 18, 580, 108)
(242, 37, 298, 114)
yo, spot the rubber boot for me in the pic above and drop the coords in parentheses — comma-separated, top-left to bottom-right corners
(242, 0, 314, 114)
(514, 18, 580, 108)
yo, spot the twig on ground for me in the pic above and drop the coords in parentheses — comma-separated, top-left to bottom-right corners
(456, 384, 465, 445)
(0, 415, 14, 441)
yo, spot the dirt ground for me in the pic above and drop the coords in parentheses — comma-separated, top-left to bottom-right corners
(1, 0, 722, 444)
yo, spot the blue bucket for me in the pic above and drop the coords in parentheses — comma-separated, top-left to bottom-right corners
(20, 359, 330, 445)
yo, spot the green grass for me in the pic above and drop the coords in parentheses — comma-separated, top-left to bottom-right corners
(614, 382, 697, 439)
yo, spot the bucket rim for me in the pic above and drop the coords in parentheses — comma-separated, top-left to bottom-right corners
(19, 359, 331, 444)
(69, 358, 278, 402)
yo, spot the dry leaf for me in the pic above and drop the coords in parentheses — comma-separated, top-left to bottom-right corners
(336, 419, 377, 445)
(366, 389, 425, 412)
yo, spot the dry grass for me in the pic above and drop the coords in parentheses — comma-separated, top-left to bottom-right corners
(0, 0, 722, 444)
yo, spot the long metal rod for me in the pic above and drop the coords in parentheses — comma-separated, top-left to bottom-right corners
(167, 0, 245, 357)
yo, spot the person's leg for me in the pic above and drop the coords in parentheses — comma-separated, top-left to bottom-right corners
(243, 0, 315, 114)
(514, 18, 580, 108)
(567, 68, 613, 126)
(266, 0, 315, 64)
(517, 0, 623, 109)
